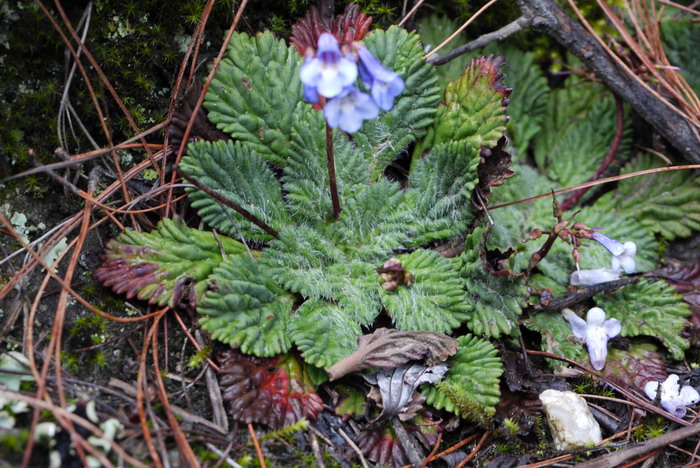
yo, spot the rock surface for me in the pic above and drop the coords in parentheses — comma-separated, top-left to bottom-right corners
(540, 389, 602, 451)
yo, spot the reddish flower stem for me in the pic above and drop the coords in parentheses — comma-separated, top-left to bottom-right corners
(326, 122, 341, 219)
(560, 94, 625, 212)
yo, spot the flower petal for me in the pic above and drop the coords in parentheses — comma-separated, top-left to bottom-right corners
(603, 318, 621, 339)
(324, 98, 341, 128)
(619, 254, 636, 275)
(680, 385, 700, 406)
(304, 85, 319, 103)
(611, 256, 622, 274)
(300, 58, 323, 86)
(562, 308, 588, 340)
(586, 326, 609, 370)
(586, 307, 607, 327)
(592, 232, 626, 256)
(645, 380, 660, 400)
(623, 241, 637, 256)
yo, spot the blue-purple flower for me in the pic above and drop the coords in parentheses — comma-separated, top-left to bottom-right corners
(300, 33, 358, 99)
(324, 86, 379, 133)
(563, 307, 621, 370)
(591, 232, 637, 274)
(356, 46, 405, 111)
(645, 374, 700, 418)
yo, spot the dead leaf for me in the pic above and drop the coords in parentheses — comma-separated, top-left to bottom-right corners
(365, 363, 449, 421)
(328, 328, 458, 381)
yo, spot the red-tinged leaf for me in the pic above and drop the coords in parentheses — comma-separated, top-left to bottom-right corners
(290, 3, 372, 54)
(353, 412, 442, 468)
(327, 328, 458, 381)
(95, 218, 246, 308)
(218, 351, 323, 429)
(585, 343, 667, 394)
(475, 136, 515, 206)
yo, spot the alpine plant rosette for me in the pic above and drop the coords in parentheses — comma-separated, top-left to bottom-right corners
(299, 32, 404, 133)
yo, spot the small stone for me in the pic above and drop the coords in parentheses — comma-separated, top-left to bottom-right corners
(540, 389, 602, 451)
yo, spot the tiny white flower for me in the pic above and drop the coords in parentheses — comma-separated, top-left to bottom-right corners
(570, 268, 620, 286)
(591, 232, 636, 274)
(562, 307, 621, 371)
(645, 374, 700, 418)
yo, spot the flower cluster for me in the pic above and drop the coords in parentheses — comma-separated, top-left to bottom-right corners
(569, 232, 637, 286)
(645, 374, 700, 418)
(300, 32, 404, 133)
(563, 307, 621, 370)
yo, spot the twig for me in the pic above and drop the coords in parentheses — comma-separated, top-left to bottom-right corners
(178, 171, 279, 239)
(428, 16, 532, 65)
(326, 123, 341, 219)
(576, 424, 700, 468)
(417, 431, 442, 468)
(560, 94, 625, 212)
(309, 432, 326, 468)
(489, 164, 700, 210)
(248, 423, 267, 468)
(426, 0, 500, 57)
(534, 277, 639, 310)
(516, 0, 700, 163)
(338, 427, 369, 468)
(398, 0, 426, 27)
(455, 431, 490, 468)
(427, 432, 481, 463)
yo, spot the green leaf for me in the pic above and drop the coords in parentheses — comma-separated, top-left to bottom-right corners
(289, 299, 363, 369)
(334, 384, 368, 420)
(660, 18, 700, 94)
(416, 55, 510, 159)
(525, 311, 584, 368)
(380, 249, 470, 334)
(204, 31, 304, 165)
(407, 142, 481, 245)
(355, 26, 441, 180)
(455, 225, 526, 338)
(534, 80, 631, 188)
(422, 334, 503, 420)
(498, 47, 550, 158)
(595, 279, 691, 360)
(180, 140, 292, 241)
(198, 255, 293, 357)
(96, 218, 246, 308)
(596, 153, 700, 240)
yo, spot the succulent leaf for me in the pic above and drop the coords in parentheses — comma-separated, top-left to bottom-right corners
(95, 218, 246, 308)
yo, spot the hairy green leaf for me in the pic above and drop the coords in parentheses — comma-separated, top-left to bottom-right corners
(289, 299, 363, 369)
(422, 334, 503, 420)
(595, 279, 691, 360)
(96, 218, 245, 308)
(455, 225, 526, 338)
(204, 31, 304, 165)
(198, 255, 293, 357)
(596, 153, 700, 240)
(416, 55, 510, 159)
(355, 26, 441, 179)
(180, 140, 292, 241)
(407, 142, 481, 245)
(380, 249, 470, 334)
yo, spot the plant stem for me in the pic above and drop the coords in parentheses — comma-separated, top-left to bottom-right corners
(326, 122, 341, 219)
